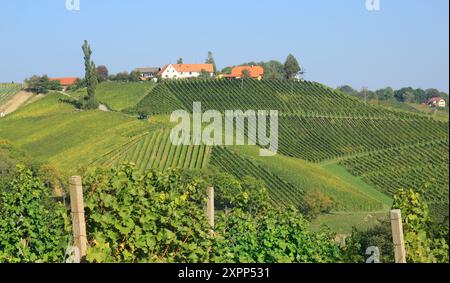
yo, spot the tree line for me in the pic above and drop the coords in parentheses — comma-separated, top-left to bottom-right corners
(337, 85, 449, 105)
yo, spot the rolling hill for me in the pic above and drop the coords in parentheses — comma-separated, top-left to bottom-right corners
(0, 80, 448, 229)
(69, 81, 155, 111)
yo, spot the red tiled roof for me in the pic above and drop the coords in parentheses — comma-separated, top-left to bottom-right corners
(174, 64, 214, 73)
(228, 66, 264, 78)
(428, 97, 444, 103)
(49, 77, 78, 86)
(158, 64, 214, 75)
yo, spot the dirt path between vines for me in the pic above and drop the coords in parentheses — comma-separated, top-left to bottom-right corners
(0, 91, 34, 116)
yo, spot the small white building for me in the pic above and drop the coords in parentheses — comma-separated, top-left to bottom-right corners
(427, 97, 447, 108)
(158, 64, 214, 79)
(133, 67, 161, 81)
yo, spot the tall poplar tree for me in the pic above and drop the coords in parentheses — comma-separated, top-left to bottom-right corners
(205, 51, 217, 73)
(82, 40, 98, 108)
(284, 54, 301, 80)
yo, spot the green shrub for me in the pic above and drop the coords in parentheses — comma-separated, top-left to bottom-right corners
(80, 97, 99, 110)
(300, 190, 334, 219)
(83, 164, 213, 263)
(212, 208, 342, 263)
(392, 186, 449, 263)
(342, 224, 394, 263)
(0, 165, 71, 263)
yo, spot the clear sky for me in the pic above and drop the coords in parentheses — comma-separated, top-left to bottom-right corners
(0, 0, 448, 91)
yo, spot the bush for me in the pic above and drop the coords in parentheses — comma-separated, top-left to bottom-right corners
(212, 208, 342, 263)
(343, 224, 394, 263)
(201, 169, 269, 213)
(79, 96, 99, 110)
(344, 185, 449, 263)
(24, 75, 62, 93)
(83, 165, 213, 263)
(300, 190, 334, 219)
(0, 165, 71, 263)
(392, 186, 449, 263)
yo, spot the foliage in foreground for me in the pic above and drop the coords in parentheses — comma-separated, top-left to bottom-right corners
(343, 185, 449, 263)
(0, 165, 71, 263)
(0, 162, 447, 263)
(392, 186, 449, 263)
(83, 165, 212, 263)
(83, 164, 343, 263)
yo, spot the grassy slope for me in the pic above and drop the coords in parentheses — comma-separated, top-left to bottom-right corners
(0, 93, 153, 174)
(310, 211, 390, 234)
(310, 162, 393, 233)
(407, 103, 449, 122)
(69, 81, 155, 111)
(369, 99, 449, 122)
(321, 162, 392, 209)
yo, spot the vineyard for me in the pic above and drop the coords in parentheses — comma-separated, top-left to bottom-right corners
(0, 83, 22, 109)
(276, 115, 448, 162)
(132, 80, 448, 164)
(136, 80, 425, 120)
(93, 129, 211, 172)
(340, 139, 450, 218)
(129, 79, 449, 219)
(133, 83, 187, 115)
(210, 146, 305, 208)
(0, 79, 448, 231)
(0, 93, 150, 174)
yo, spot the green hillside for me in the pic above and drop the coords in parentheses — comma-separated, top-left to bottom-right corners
(276, 115, 448, 162)
(136, 80, 425, 119)
(210, 146, 306, 208)
(0, 80, 448, 229)
(0, 93, 154, 174)
(133, 83, 186, 115)
(340, 139, 449, 218)
(92, 128, 211, 172)
(216, 145, 388, 212)
(69, 81, 155, 111)
(133, 80, 449, 218)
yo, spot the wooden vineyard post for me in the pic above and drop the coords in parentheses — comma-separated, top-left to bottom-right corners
(207, 187, 215, 235)
(69, 176, 87, 262)
(390, 209, 407, 263)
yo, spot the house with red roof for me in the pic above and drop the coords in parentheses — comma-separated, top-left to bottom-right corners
(427, 97, 446, 108)
(49, 77, 78, 91)
(158, 64, 214, 79)
(220, 65, 264, 80)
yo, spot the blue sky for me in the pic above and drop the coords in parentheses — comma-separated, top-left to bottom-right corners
(0, 0, 448, 91)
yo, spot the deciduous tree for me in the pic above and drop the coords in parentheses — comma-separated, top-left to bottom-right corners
(96, 65, 109, 83)
(284, 54, 301, 80)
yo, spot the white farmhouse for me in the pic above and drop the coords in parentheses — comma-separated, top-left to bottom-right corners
(158, 64, 214, 79)
(427, 97, 447, 108)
